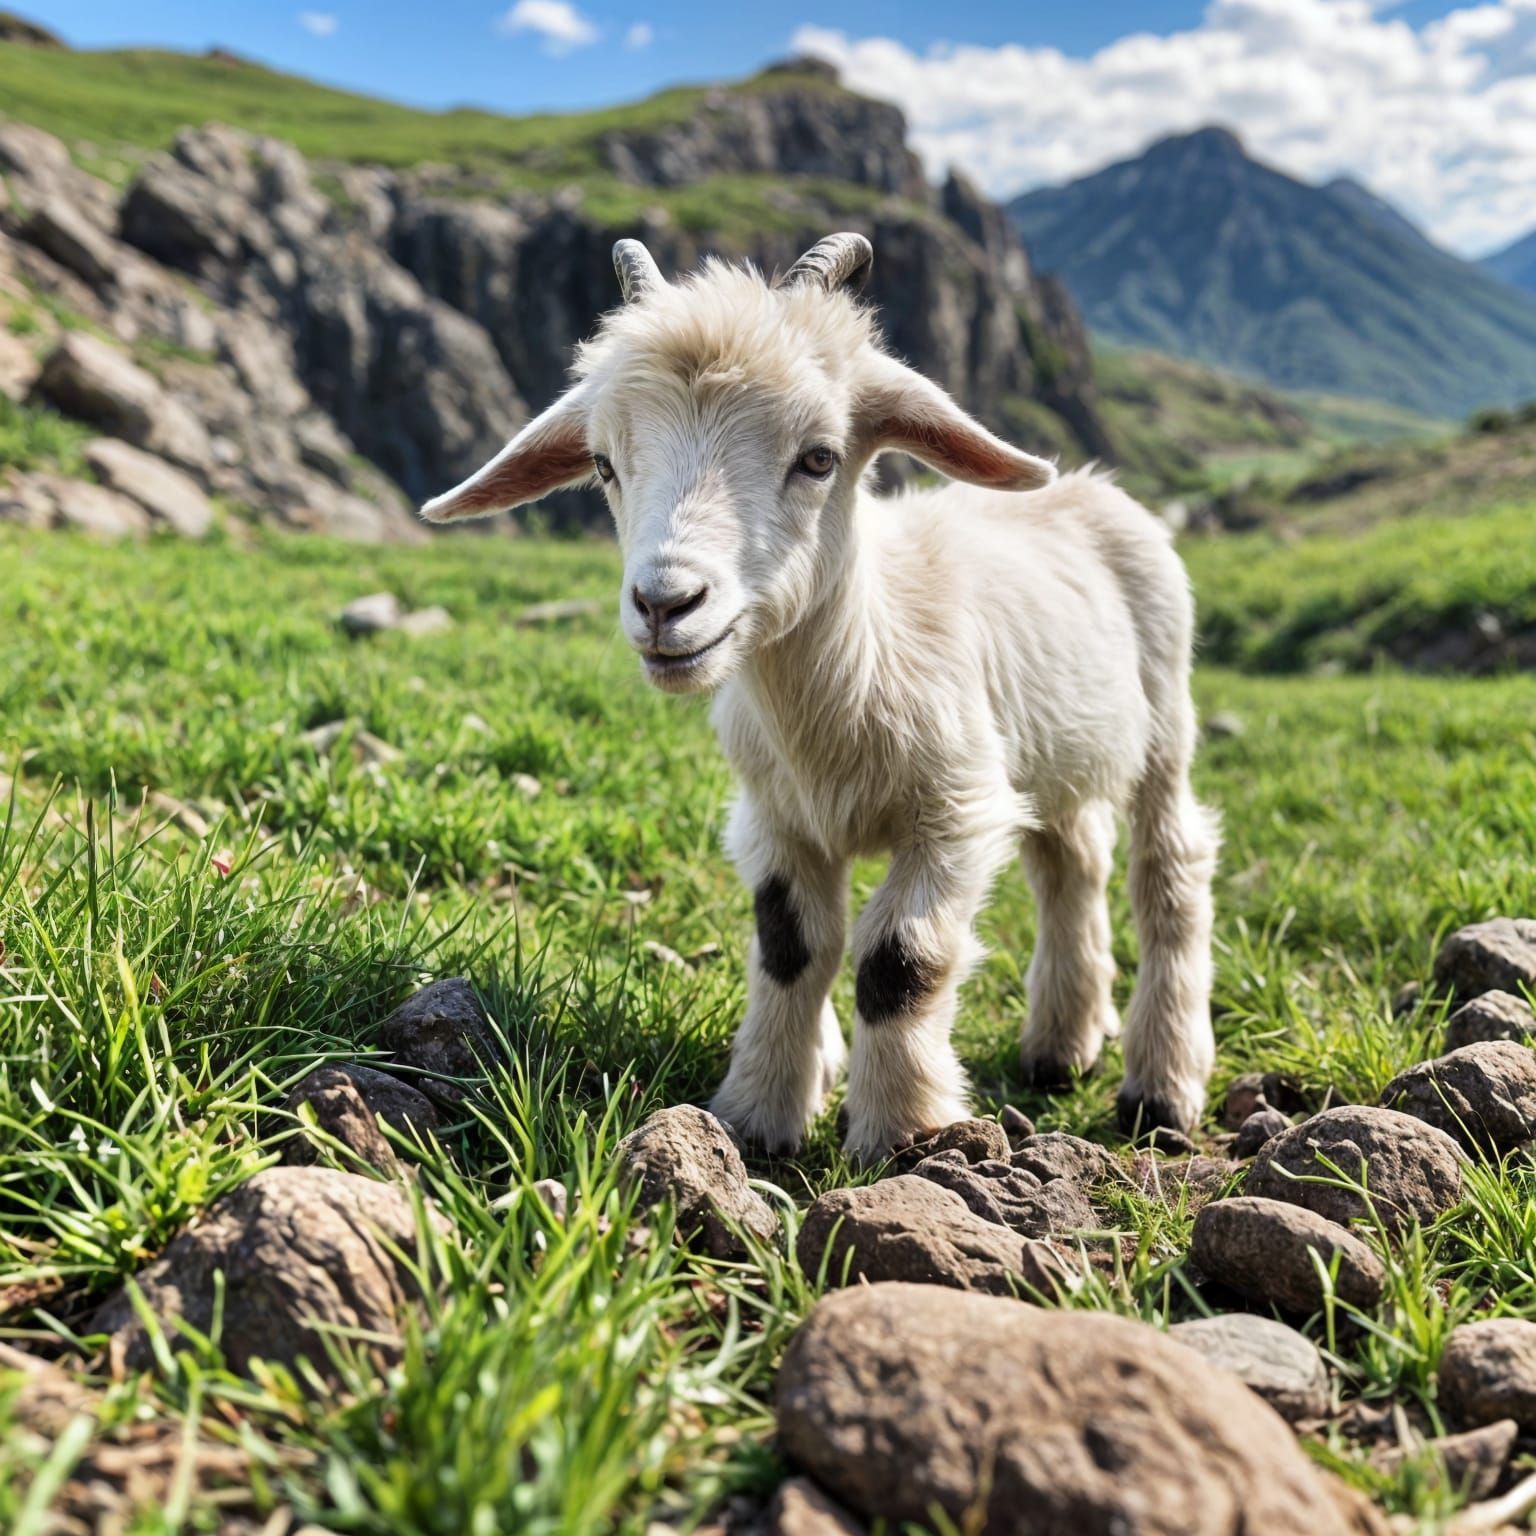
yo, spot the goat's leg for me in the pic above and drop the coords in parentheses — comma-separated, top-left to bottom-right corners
(710, 802, 848, 1152)
(844, 819, 1012, 1162)
(1018, 801, 1119, 1088)
(1118, 748, 1220, 1135)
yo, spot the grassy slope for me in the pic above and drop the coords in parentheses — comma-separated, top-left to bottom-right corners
(1188, 500, 1536, 671)
(2, 526, 1535, 1531)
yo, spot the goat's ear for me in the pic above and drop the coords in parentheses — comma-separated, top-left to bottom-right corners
(854, 353, 1056, 492)
(421, 388, 593, 523)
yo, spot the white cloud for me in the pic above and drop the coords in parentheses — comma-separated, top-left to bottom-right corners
(298, 11, 338, 37)
(498, 0, 600, 55)
(625, 21, 653, 50)
(792, 0, 1536, 255)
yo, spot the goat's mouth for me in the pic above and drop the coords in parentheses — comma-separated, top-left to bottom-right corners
(641, 625, 737, 690)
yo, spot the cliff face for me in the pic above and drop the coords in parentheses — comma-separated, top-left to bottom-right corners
(2, 63, 1111, 538)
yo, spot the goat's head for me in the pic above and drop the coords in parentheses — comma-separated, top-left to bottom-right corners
(421, 233, 1056, 694)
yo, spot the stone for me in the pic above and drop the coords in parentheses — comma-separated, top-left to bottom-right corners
(891, 1116, 1010, 1170)
(83, 438, 214, 537)
(1379, 1040, 1536, 1156)
(767, 1478, 867, 1536)
(1010, 1131, 1123, 1189)
(25, 472, 150, 538)
(615, 1105, 779, 1259)
(89, 1166, 447, 1379)
(23, 196, 120, 288)
(285, 1061, 439, 1175)
(776, 1283, 1386, 1536)
(300, 718, 402, 765)
(1446, 990, 1536, 1050)
(1245, 1106, 1466, 1236)
(516, 598, 604, 626)
(1434, 918, 1536, 1002)
(1000, 1104, 1035, 1144)
(798, 1176, 1068, 1297)
(1233, 1108, 1291, 1158)
(909, 1150, 1096, 1240)
(377, 977, 499, 1101)
(1192, 1197, 1386, 1314)
(0, 328, 41, 402)
(1169, 1314, 1330, 1423)
(1372, 1420, 1516, 1502)
(339, 591, 402, 635)
(531, 1177, 569, 1224)
(1439, 1318, 1536, 1432)
(1260, 1072, 1314, 1115)
(396, 605, 454, 636)
(37, 333, 211, 472)
(1205, 710, 1246, 739)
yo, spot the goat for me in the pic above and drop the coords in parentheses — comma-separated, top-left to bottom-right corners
(422, 233, 1218, 1160)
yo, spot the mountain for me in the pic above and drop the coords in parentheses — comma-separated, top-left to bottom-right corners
(1008, 127, 1536, 417)
(1482, 229, 1536, 295)
(0, 36, 1115, 538)
(1320, 176, 1435, 252)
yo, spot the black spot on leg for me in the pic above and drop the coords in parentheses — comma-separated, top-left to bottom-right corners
(755, 876, 811, 984)
(856, 932, 939, 1023)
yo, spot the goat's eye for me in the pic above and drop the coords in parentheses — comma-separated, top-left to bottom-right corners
(593, 453, 615, 485)
(795, 446, 837, 480)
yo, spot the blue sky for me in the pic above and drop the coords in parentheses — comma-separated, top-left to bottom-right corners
(28, 1, 1470, 117)
(21, 2, 1533, 253)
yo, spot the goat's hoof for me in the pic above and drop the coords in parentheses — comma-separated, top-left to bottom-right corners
(1115, 1087, 1195, 1141)
(1019, 1053, 1098, 1093)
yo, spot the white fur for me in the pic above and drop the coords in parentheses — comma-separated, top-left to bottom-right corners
(422, 247, 1219, 1159)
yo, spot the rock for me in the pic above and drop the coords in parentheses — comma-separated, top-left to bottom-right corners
(1372, 1420, 1516, 1502)
(1392, 981, 1423, 1019)
(300, 718, 401, 765)
(510, 772, 542, 798)
(1000, 1104, 1035, 1144)
(1260, 1072, 1314, 1116)
(89, 1166, 446, 1379)
(1169, 1314, 1330, 1423)
(776, 1283, 1385, 1535)
(531, 1177, 569, 1224)
(1140, 1125, 1196, 1156)
(1434, 918, 1536, 1002)
(891, 1116, 1011, 1170)
(1132, 1153, 1239, 1206)
(1245, 1106, 1466, 1236)
(83, 438, 214, 537)
(1233, 1108, 1291, 1158)
(1223, 1073, 1269, 1128)
(1191, 1197, 1386, 1313)
(1439, 1318, 1536, 1431)
(377, 977, 499, 1101)
(516, 597, 604, 626)
(1379, 1040, 1536, 1156)
(23, 196, 120, 288)
(1205, 710, 1245, 740)
(0, 328, 41, 402)
(396, 605, 453, 636)
(1446, 990, 1536, 1050)
(339, 591, 402, 635)
(909, 1150, 1096, 1240)
(615, 1105, 779, 1259)
(285, 1061, 439, 1174)
(36, 333, 211, 472)
(798, 1176, 1068, 1296)
(13, 471, 151, 538)
(767, 1478, 867, 1536)
(1010, 1131, 1123, 1189)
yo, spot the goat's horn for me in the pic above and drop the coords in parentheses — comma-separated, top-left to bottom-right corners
(613, 239, 663, 303)
(780, 232, 874, 295)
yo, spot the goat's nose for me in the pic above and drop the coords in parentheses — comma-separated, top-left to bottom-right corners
(632, 581, 708, 629)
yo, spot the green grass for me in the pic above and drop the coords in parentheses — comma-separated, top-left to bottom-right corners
(0, 395, 92, 477)
(1188, 499, 1536, 671)
(1, 526, 1534, 1531)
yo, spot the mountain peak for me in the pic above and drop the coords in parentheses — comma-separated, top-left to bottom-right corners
(1147, 125, 1247, 161)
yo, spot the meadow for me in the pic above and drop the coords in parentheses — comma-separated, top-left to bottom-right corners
(2, 521, 1536, 1533)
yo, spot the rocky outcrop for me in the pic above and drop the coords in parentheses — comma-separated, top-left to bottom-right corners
(2, 66, 1111, 538)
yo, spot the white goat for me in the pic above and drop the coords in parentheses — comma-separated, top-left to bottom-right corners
(423, 234, 1218, 1160)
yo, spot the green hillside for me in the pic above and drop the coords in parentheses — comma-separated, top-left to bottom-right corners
(1010, 127, 1536, 418)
